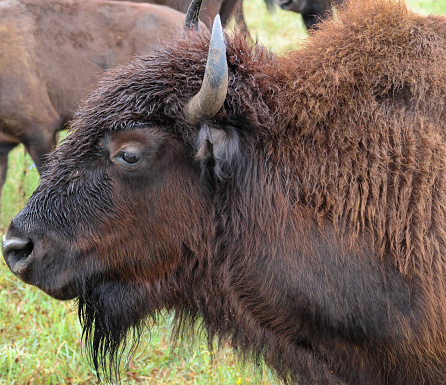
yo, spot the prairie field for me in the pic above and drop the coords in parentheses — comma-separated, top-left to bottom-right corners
(1, 0, 445, 384)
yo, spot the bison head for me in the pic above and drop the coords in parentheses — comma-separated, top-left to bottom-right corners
(2, 12, 246, 379)
(271, 0, 336, 29)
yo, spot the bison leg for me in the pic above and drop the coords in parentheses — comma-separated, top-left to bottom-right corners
(22, 129, 58, 173)
(9, 87, 61, 174)
(220, 0, 246, 30)
(0, 142, 18, 210)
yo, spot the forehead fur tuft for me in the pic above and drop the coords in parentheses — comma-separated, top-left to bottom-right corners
(69, 28, 278, 144)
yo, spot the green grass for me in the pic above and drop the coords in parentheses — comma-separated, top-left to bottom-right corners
(0, 263, 277, 384)
(1, 0, 445, 384)
(242, 0, 307, 52)
(406, 0, 446, 14)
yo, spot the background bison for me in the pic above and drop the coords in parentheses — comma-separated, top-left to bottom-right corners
(0, 0, 188, 204)
(3, 0, 446, 384)
(119, 0, 339, 30)
(115, 0, 245, 28)
(269, 0, 341, 28)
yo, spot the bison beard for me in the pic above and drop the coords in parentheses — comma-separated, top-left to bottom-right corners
(75, 247, 334, 384)
(78, 280, 152, 380)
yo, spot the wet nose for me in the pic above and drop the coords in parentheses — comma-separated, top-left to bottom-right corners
(2, 231, 34, 276)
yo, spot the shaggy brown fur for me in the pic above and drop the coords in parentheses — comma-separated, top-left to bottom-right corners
(3, 0, 446, 384)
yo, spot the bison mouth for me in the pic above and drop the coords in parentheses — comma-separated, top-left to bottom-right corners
(3, 229, 80, 301)
(6, 249, 79, 300)
(39, 277, 79, 300)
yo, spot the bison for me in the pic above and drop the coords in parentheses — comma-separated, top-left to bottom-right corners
(270, 0, 341, 29)
(3, 0, 446, 383)
(114, 0, 245, 29)
(119, 0, 337, 30)
(0, 0, 188, 204)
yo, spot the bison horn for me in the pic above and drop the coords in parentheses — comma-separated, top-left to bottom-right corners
(185, 15, 228, 123)
(185, 0, 203, 30)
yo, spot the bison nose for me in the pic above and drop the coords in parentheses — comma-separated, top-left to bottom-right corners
(2, 234, 34, 276)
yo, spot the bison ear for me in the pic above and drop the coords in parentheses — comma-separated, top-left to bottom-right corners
(195, 124, 240, 180)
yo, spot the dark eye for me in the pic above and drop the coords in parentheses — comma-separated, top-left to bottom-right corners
(122, 151, 140, 164)
(115, 151, 142, 169)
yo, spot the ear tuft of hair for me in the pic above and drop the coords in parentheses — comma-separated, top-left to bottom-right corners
(195, 124, 241, 181)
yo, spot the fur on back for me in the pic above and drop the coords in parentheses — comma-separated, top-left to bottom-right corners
(276, 0, 446, 339)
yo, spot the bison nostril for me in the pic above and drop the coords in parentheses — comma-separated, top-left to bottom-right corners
(2, 236, 34, 275)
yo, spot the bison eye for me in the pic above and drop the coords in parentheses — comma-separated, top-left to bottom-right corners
(114, 151, 142, 169)
(122, 151, 140, 164)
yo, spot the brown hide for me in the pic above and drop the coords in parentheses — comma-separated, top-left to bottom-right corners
(0, 0, 187, 202)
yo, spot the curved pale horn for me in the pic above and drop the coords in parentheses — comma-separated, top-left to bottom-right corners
(185, 0, 203, 30)
(185, 15, 228, 123)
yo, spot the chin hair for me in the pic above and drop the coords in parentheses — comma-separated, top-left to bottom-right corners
(77, 279, 156, 381)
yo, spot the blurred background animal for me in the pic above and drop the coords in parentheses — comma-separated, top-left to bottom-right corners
(114, 0, 246, 28)
(267, 0, 341, 29)
(0, 0, 189, 205)
(115, 0, 339, 30)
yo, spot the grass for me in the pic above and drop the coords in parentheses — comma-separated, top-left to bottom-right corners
(1, 0, 445, 384)
(407, 0, 446, 14)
